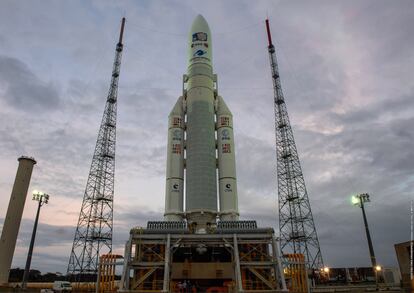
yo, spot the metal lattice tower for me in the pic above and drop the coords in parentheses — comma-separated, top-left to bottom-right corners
(67, 18, 125, 277)
(265, 19, 323, 270)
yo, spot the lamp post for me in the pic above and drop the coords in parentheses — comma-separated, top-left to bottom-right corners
(374, 265, 382, 290)
(323, 267, 330, 284)
(21, 190, 49, 289)
(351, 193, 380, 288)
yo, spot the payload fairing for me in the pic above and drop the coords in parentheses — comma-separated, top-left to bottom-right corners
(164, 15, 238, 228)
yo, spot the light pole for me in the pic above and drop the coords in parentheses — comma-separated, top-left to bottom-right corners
(323, 267, 330, 284)
(374, 265, 382, 290)
(351, 193, 380, 287)
(21, 190, 49, 289)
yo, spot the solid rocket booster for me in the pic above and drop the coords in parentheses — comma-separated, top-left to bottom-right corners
(164, 96, 185, 221)
(217, 96, 239, 221)
(164, 15, 239, 227)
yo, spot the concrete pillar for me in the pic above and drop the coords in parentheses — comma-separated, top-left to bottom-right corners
(0, 156, 36, 284)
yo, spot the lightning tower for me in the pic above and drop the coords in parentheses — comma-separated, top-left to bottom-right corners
(67, 18, 125, 277)
(265, 19, 323, 270)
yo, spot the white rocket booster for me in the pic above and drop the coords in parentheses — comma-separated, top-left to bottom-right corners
(217, 96, 239, 221)
(164, 15, 239, 227)
(164, 96, 185, 221)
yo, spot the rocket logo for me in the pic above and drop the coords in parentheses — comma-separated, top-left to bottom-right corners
(172, 129, 181, 141)
(194, 49, 207, 57)
(173, 184, 179, 190)
(172, 144, 181, 154)
(192, 32, 208, 42)
(220, 117, 230, 127)
(172, 117, 182, 127)
(222, 129, 230, 140)
(222, 143, 231, 153)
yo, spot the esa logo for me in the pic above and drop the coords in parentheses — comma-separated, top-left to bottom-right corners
(194, 49, 207, 57)
(225, 183, 232, 192)
(172, 129, 181, 141)
(222, 129, 230, 140)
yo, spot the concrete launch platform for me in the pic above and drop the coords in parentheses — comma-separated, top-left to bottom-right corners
(119, 221, 286, 293)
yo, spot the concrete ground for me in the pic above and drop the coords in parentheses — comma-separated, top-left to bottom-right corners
(314, 285, 404, 293)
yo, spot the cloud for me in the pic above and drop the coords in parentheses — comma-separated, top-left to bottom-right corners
(0, 0, 413, 274)
(0, 56, 60, 111)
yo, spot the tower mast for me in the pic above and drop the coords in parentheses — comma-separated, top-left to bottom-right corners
(265, 19, 323, 270)
(67, 17, 125, 278)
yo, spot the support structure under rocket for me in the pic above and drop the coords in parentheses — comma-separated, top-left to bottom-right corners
(164, 15, 238, 229)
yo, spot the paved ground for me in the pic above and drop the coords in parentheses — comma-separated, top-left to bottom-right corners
(0, 284, 407, 293)
(314, 285, 404, 293)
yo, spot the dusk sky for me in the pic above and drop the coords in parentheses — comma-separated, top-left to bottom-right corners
(0, 0, 413, 274)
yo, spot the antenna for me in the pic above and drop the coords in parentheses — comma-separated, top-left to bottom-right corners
(265, 19, 273, 47)
(118, 17, 126, 45)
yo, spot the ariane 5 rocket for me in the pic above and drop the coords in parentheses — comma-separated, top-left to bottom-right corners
(165, 15, 239, 230)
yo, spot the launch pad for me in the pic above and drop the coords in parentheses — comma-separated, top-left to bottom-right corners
(119, 221, 286, 293)
(119, 14, 289, 293)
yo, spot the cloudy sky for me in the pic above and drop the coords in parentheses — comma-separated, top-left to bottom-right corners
(0, 0, 413, 274)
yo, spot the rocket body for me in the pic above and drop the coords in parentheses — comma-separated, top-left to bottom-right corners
(164, 15, 239, 229)
(185, 15, 217, 225)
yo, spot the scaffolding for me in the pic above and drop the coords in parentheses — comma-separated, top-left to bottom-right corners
(96, 254, 123, 293)
(119, 221, 287, 293)
(284, 254, 308, 293)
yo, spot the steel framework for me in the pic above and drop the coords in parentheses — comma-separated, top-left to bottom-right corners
(265, 19, 323, 270)
(67, 18, 125, 277)
(119, 221, 287, 293)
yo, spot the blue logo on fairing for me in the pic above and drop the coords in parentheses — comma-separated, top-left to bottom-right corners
(194, 49, 207, 56)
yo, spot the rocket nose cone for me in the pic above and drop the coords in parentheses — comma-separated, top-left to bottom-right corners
(190, 14, 211, 35)
(191, 14, 210, 32)
(188, 14, 212, 66)
(191, 14, 210, 31)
